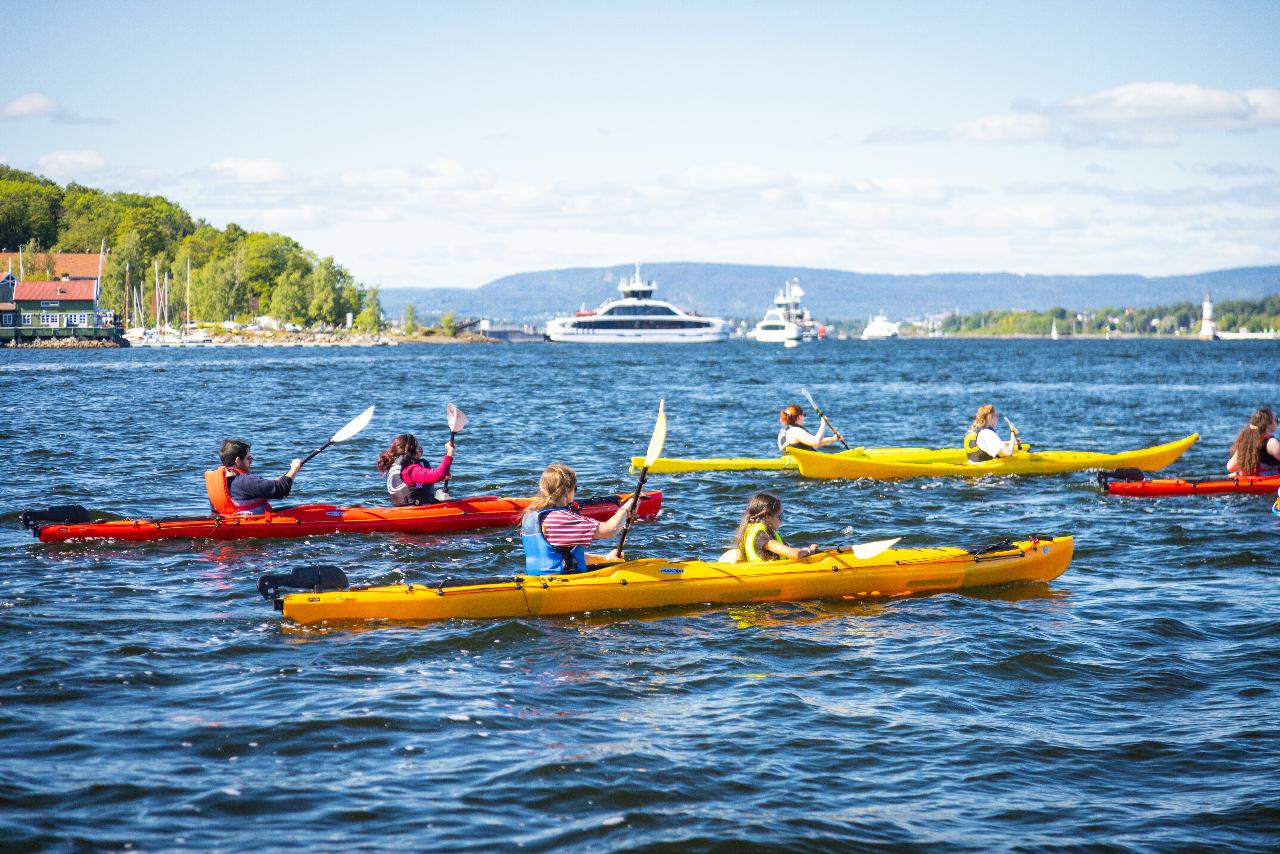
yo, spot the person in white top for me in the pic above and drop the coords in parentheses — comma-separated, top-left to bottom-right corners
(964, 404, 1020, 463)
(777, 404, 843, 452)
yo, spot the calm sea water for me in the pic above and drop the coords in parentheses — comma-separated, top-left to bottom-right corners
(1, 339, 1277, 851)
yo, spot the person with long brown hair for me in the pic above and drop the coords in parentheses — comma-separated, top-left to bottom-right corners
(520, 463, 635, 575)
(777, 404, 841, 452)
(375, 433, 455, 505)
(1226, 406, 1280, 475)
(964, 404, 1019, 463)
(731, 492, 819, 563)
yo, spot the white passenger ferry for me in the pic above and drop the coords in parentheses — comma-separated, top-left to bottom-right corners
(860, 313, 901, 340)
(545, 265, 730, 344)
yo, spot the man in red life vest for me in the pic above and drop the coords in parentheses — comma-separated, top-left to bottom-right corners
(205, 439, 302, 515)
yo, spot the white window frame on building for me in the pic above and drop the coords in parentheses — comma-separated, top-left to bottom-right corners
(2, 313, 12, 326)
(40, 313, 61, 327)
(21, 313, 33, 325)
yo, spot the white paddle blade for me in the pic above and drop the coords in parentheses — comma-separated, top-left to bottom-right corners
(801, 387, 818, 410)
(332, 406, 376, 443)
(717, 547, 741, 564)
(642, 399, 667, 468)
(851, 537, 902, 560)
(447, 403, 467, 432)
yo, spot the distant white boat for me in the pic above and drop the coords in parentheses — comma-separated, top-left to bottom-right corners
(748, 278, 821, 344)
(1217, 327, 1278, 340)
(1050, 319, 1059, 340)
(545, 264, 730, 344)
(860, 313, 900, 340)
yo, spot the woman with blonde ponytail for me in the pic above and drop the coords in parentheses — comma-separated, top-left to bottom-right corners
(964, 404, 1020, 463)
(520, 463, 636, 575)
(1227, 406, 1280, 475)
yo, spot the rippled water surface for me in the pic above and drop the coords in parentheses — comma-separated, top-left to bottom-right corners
(1, 340, 1277, 851)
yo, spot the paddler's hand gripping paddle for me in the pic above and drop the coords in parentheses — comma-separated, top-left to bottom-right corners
(801, 388, 850, 450)
(442, 403, 466, 493)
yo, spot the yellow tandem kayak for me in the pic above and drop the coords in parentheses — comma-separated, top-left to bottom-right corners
(630, 445, 1017, 474)
(786, 434, 1198, 480)
(274, 536, 1074, 625)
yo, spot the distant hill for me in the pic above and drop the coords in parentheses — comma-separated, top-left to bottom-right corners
(377, 263, 1280, 324)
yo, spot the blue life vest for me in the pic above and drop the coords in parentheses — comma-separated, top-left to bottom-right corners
(521, 508, 586, 576)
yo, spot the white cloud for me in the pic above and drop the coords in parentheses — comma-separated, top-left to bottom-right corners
(1, 92, 58, 119)
(36, 150, 107, 179)
(207, 158, 290, 184)
(0, 92, 110, 124)
(670, 163, 786, 192)
(951, 114, 1054, 143)
(866, 82, 1280, 149)
(1050, 82, 1280, 131)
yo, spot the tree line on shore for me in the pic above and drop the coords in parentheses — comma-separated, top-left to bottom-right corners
(939, 295, 1280, 336)
(0, 166, 384, 331)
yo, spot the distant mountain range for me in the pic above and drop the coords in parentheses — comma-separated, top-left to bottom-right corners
(376, 263, 1280, 325)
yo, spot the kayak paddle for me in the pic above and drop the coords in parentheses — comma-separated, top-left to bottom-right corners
(800, 388, 851, 450)
(717, 537, 901, 564)
(614, 399, 666, 558)
(443, 403, 466, 493)
(1004, 417, 1024, 452)
(298, 405, 376, 469)
(846, 537, 902, 560)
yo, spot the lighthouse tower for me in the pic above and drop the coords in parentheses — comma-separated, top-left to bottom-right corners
(1197, 294, 1218, 340)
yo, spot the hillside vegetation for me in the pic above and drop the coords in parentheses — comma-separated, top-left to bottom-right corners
(0, 166, 381, 330)
(941, 296, 1280, 336)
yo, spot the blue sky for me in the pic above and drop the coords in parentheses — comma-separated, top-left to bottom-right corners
(3, 0, 1278, 286)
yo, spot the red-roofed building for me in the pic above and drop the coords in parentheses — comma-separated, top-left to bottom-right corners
(0, 252, 104, 280)
(1, 267, 118, 343)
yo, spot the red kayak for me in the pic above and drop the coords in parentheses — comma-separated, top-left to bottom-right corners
(1101, 470, 1280, 497)
(22, 492, 662, 544)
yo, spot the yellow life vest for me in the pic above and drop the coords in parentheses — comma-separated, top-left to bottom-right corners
(963, 429, 993, 463)
(743, 520, 785, 562)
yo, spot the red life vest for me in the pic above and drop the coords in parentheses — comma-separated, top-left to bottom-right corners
(204, 467, 270, 515)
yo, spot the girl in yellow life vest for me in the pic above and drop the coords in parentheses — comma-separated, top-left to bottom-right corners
(732, 492, 819, 562)
(964, 404, 1020, 463)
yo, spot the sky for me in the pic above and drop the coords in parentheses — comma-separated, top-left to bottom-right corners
(3, 0, 1279, 287)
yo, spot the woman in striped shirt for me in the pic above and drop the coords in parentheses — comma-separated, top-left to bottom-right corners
(520, 463, 636, 575)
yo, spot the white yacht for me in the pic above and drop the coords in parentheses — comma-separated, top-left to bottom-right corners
(860, 313, 900, 340)
(545, 265, 730, 344)
(748, 278, 821, 344)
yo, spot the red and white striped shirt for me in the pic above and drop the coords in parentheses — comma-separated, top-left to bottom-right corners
(540, 508, 600, 547)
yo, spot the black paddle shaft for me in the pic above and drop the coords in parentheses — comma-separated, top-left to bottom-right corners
(443, 430, 458, 489)
(812, 405, 850, 449)
(298, 440, 333, 469)
(613, 468, 649, 556)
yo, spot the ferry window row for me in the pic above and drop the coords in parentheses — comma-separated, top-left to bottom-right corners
(569, 319, 712, 330)
(600, 305, 678, 316)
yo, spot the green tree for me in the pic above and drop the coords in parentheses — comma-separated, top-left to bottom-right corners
(440, 310, 457, 337)
(0, 179, 61, 250)
(354, 288, 384, 333)
(191, 254, 245, 323)
(402, 304, 418, 334)
(307, 257, 341, 326)
(270, 268, 309, 324)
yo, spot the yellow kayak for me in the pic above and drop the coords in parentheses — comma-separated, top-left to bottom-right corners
(631, 445, 1014, 474)
(786, 434, 1199, 480)
(275, 536, 1073, 625)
